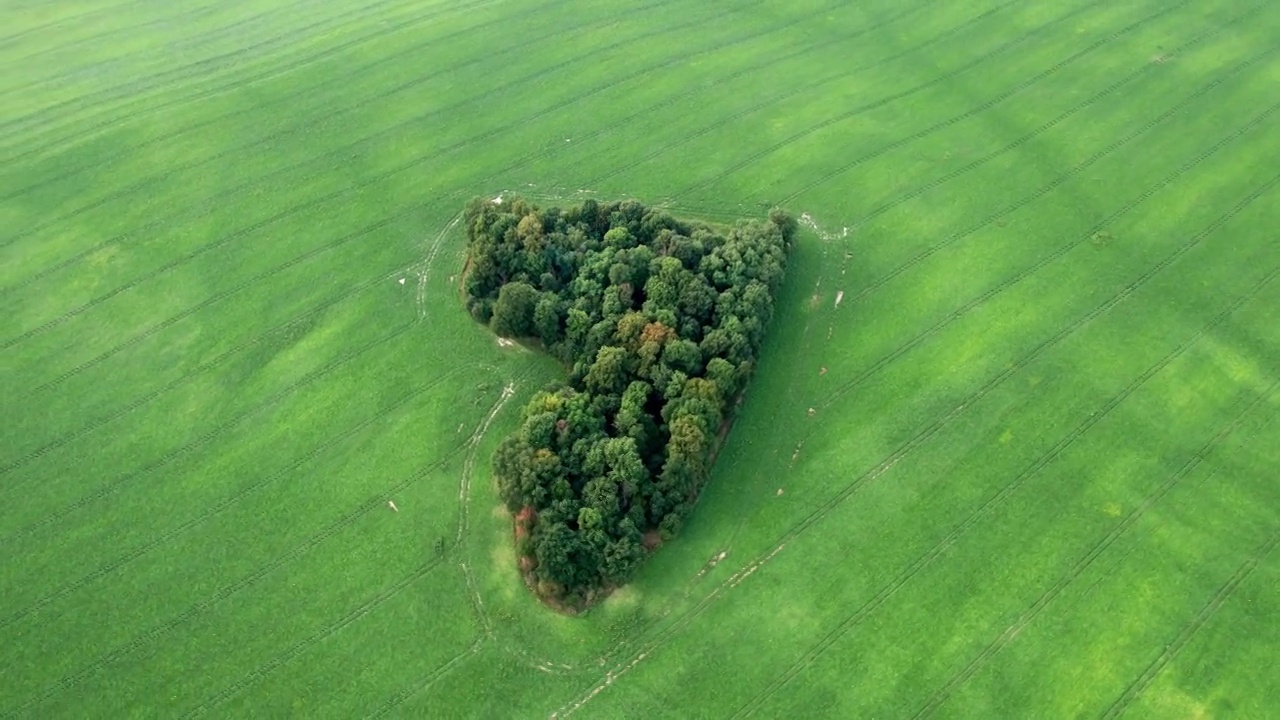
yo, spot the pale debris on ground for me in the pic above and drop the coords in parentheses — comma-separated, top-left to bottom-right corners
(692, 551, 731, 580)
(799, 211, 850, 241)
(835, 290, 845, 308)
(387, 500, 398, 512)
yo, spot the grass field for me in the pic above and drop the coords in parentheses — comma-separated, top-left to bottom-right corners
(3, 0, 1278, 716)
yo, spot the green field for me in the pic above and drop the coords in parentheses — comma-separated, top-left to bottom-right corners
(3, 0, 1278, 716)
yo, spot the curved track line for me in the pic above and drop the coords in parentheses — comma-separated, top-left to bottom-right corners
(454, 380, 521, 645)
(911, 376, 1280, 719)
(1100, 527, 1280, 719)
(12, 370, 521, 715)
(457, 382, 517, 545)
(558, 170, 1280, 712)
(0, 367, 462, 633)
(820, 102, 1280, 411)
(8, 370, 525, 715)
(548, 541, 790, 719)
(410, 211, 463, 322)
(364, 374, 535, 718)
(363, 370, 553, 717)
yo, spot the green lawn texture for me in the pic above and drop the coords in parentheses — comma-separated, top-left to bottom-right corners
(2, 0, 1278, 717)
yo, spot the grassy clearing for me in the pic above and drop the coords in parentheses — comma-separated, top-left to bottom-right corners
(2, 0, 1277, 716)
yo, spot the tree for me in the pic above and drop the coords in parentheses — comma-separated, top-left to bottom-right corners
(534, 521, 587, 589)
(490, 281, 539, 338)
(462, 196, 792, 608)
(533, 292, 563, 344)
(662, 338, 703, 376)
(584, 345, 629, 396)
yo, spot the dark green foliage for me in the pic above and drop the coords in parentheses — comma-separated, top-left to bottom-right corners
(489, 281, 539, 338)
(464, 196, 793, 606)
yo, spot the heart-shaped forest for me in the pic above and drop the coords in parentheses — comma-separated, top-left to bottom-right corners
(461, 196, 796, 611)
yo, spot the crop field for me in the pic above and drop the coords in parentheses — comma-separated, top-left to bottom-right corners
(2, 0, 1278, 716)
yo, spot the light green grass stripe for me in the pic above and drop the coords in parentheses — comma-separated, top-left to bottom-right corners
(1, 0, 313, 98)
(3, 0, 1278, 716)
(0, 0, 199, 50)
(0, 4, 759, 343)
(1099, 528, 1280, 718)
(552, 136, 1280, 716)
(775, 2, 1274, 207)
(0, 0, 680, 245)
(558, 251, 1280, 719)
(817, 90, 1280, 413)
(1118, 527, 1280, 718)
(911, 377, 1280, 718)
(0, 364, 465, 624)
(940, 389, 1280, 717)
(0, 0, 473, 146)
(661, 0, 1155, 203)
(2, 423, 481, 713)
(37, 370, 527, 714)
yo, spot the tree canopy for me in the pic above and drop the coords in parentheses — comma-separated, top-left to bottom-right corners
(462, 196, 795, 609)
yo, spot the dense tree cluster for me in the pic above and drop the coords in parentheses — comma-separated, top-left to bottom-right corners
(463, 196, 794, 607)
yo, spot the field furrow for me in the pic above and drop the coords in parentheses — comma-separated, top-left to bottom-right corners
(4, 0, 1276, 716)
